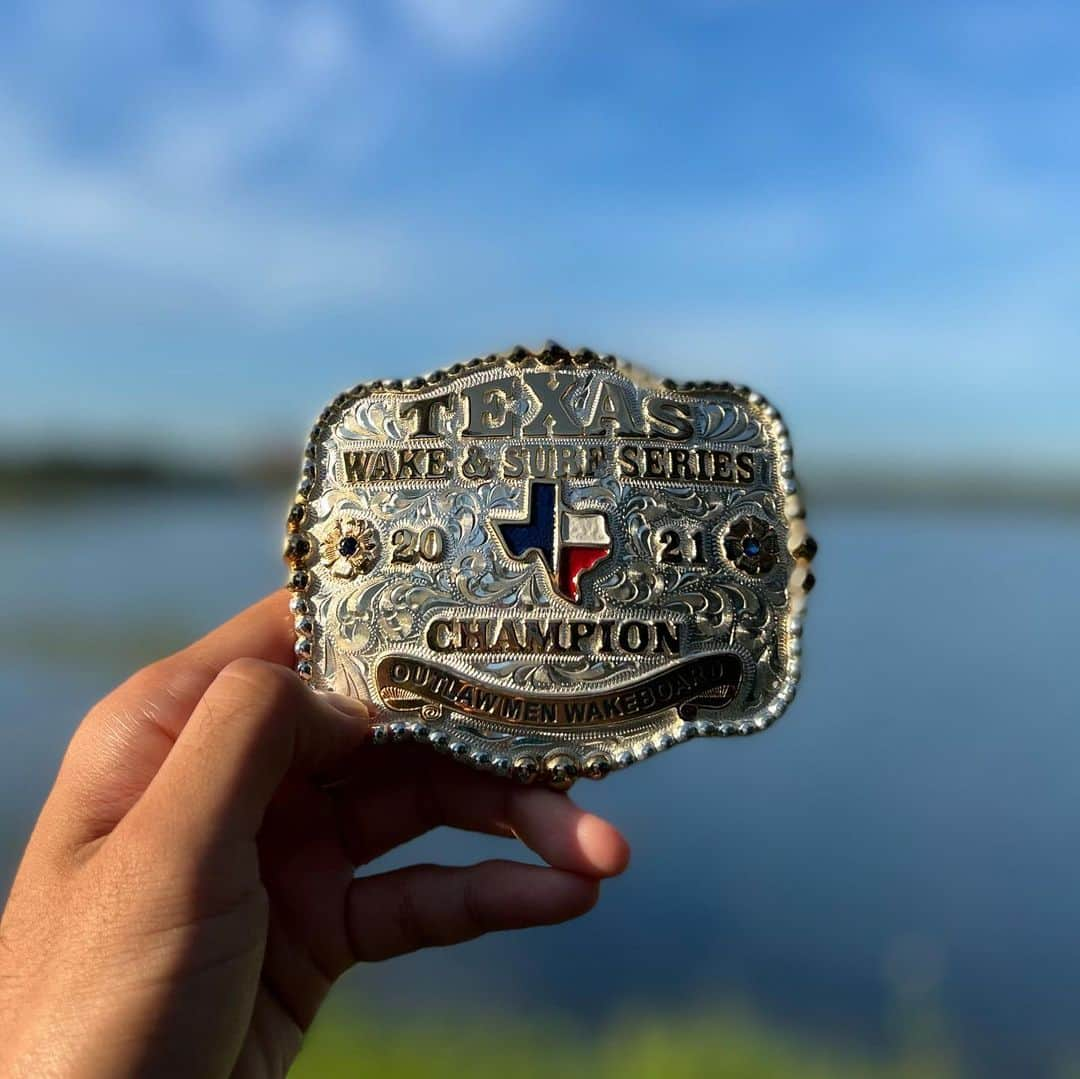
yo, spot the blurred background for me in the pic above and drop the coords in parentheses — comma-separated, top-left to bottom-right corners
(2, 2, 1078, 1076)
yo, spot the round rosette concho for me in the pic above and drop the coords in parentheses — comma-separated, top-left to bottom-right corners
(723, 515, 780, 576)
(321, 516, 381, 578)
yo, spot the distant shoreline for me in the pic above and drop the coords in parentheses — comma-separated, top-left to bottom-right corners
(0, 457, 1076, 511)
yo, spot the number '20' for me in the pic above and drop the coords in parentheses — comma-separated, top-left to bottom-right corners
(391, 527, 445, 564)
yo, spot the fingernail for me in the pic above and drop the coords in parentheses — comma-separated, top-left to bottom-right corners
(318, 690, 375, 720)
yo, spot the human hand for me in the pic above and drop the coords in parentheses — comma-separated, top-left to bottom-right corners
(0, 592, 629, 1078)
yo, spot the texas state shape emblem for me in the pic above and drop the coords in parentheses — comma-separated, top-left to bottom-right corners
(285, 344, 815, 787)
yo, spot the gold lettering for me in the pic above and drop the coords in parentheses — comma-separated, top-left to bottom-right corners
(374, 654, 742, 727)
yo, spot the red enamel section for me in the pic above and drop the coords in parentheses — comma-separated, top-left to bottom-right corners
(558, 546, 609, 602)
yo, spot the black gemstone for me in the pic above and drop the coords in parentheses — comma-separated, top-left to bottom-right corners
(289, 570, 310, 591)
(338, 535, 359, 557)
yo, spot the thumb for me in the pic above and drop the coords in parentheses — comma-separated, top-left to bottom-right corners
(129, 658, 372, 851)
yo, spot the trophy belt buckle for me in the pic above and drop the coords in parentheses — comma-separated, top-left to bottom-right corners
(284, 343, 815, 788)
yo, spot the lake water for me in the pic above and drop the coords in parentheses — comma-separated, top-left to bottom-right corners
(2, 493, 1077, 1074)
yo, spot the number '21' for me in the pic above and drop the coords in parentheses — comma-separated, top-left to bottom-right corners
(657, 528, 707, 566)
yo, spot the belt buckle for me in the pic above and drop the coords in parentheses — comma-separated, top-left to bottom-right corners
(285, 344, 815, 788)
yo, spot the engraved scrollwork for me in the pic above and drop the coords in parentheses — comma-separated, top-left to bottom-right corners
(335, 587, 380, 649)
(376, 567, 456, 641)
(565, 376, 594, 425)
(715, 583, 770, 647)
(454, 550, 548, 608)
(697, 400, 762, 444)
(370, 487, 459, 524)
(603, 564, 661, 606)
(656, 487, 719, 520)
(311, 488, 374, 524)
(377, 586, 415, 641)
(622, 492, 662, 560)
(619, 487, 727, 539)
(473, 656, 634, 689)
(601, 561, 728, 618)
(721, 487, 781, 518)
(448, 482, 519, 551)
(745, 639, 784, 709)
(322, 632, 337, 685)
(664, 489, 707, 518)
(323, 635, 371, 697)
(656, 568, 726, 617)
(565, 458, 622, 505)
(340, 397, 405, 441)
(457, 727, 557, 751)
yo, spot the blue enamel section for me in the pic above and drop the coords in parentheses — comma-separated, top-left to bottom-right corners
(498, 481, 556, 571)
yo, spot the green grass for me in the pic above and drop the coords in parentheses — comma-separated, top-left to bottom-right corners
(292, 1003, 961, 1079)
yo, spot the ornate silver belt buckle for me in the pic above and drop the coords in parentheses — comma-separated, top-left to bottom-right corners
(285, 344, 815, 787)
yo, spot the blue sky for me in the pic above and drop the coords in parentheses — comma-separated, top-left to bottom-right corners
(1, 1, 1078, 472)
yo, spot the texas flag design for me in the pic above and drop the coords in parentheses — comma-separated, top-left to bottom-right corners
(496, 482, 611, 603)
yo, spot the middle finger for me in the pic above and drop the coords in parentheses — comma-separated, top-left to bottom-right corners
(332, 750, 629, 878)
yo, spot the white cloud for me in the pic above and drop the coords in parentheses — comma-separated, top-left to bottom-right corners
(0, 0, 566, 322)
(395, 0, 556, 59)
(0, 95, 408, 319)
(196, 0, 273, 57)
(287, 3, 354, 75)
(0, 2, 407, 317)
(134, 2, 371, 192)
